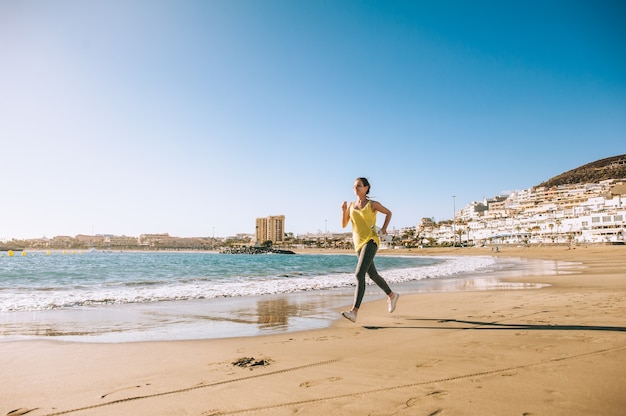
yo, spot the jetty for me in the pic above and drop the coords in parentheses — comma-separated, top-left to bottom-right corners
(219, 246, 295, 255)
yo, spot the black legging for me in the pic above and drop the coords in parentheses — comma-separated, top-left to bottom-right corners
(353, 239, 392, 309)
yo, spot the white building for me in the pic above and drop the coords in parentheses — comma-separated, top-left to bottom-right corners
(417, 179, 626, 246)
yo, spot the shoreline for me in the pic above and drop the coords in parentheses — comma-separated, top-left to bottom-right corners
(1, 245, 624, 415)
(2, 254, 558, 343)
(7, 241, 622, 256)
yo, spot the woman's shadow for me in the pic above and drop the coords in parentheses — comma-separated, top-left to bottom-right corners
(364, 318, 626, 332)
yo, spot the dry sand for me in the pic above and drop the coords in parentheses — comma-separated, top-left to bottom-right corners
(2, 245, 625, 416)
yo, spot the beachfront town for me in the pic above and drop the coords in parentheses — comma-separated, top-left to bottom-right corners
(302, 178, 625, 249)
(420, 179, 625, 247)
(2, 179, 625, 252)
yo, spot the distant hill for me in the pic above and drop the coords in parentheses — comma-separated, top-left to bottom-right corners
(537, 154, 626, 188)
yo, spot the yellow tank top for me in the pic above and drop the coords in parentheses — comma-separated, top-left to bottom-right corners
(350, 201, 380, 251)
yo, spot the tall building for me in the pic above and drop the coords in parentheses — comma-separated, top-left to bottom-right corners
(256, 215, 285, 244)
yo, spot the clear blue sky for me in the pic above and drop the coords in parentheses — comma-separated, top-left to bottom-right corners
(1, 0, 624, 240)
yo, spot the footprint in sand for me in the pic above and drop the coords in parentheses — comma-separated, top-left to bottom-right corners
(303, 335, 342, 342)
(403, 400, 444, 416)
(299, 376, 342, 388)
(405, 390, 448, 407)
(459, 341, 481, 348)
(415, 359, 441, 368)
(100, 384, 151, 398)
(6, 409, 38, 416)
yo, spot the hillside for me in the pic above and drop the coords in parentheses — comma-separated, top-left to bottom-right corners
(537, 154, 626, 188)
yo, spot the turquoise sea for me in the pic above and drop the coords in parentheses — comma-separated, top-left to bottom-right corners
(0, 251, 552, 342)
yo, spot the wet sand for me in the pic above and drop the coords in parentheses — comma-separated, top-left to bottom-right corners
(1, 245, 625, 415)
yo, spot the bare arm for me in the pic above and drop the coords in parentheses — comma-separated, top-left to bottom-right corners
(341, 201, 351, 228)
(370, 201, 392, 234)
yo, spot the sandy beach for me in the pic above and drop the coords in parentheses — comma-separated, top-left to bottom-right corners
(2, 245, 625, 416)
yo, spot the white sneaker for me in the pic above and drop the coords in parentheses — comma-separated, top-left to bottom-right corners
(388, 293, 399, 313)
(341, 310, 357, 322)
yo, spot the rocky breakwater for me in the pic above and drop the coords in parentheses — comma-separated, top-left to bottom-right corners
(219, 246, 295, 255)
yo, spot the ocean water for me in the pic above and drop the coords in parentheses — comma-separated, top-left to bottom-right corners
(0, 251, 555, 342)
(0, 251, 496, 312)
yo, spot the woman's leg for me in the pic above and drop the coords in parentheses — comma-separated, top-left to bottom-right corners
(344, 240, 398, 321)
(353, 240, 381, 309)
(367, 255, 399, 313)
(366, 259, 392, 296)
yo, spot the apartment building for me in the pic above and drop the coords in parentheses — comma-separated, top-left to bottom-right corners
(256, 215, 285, 244)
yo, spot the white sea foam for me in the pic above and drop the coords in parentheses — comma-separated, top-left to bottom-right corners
(0, 255, 498, 312)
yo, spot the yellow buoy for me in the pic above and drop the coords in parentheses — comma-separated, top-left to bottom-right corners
(8, 250, 14, 257)
(22, 251, 27, 256)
